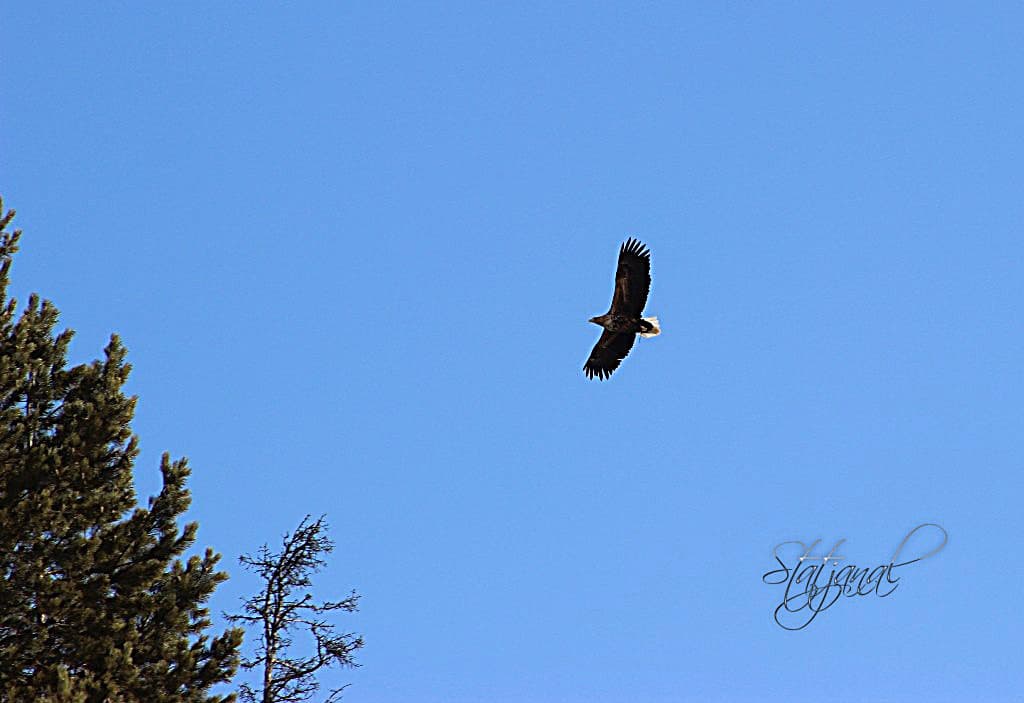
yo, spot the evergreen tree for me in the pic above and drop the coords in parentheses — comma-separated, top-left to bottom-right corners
(0, 197, 243, 702)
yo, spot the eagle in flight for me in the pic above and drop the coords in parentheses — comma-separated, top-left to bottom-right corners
(584, 238, 660, 380)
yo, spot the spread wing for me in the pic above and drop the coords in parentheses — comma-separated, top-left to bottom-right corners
(609, 238, 651, 317)
(584, 330, 637, 380)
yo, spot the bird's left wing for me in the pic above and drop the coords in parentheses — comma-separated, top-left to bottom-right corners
(584, 330, 637, 380)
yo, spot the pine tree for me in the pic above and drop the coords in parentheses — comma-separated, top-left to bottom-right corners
(0, 197, 243, 702)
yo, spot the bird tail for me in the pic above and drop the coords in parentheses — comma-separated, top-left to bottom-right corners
(640, 316, 661, 338)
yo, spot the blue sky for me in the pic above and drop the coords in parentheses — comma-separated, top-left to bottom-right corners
(3, 3, 1022, 701)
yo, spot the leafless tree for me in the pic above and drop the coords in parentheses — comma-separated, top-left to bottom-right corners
(227, 515, 363, 703)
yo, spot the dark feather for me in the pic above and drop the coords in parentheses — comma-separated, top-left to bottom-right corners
(610, 237, 651, 318)
(584, 330, 637, 381)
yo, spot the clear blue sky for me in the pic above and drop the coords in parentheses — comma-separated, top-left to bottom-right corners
(3, 3, 1022, 701)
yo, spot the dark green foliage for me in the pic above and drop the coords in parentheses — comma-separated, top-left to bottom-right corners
(0, 198, 243, 702)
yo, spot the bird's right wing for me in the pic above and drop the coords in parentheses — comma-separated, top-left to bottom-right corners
(609, 238, 651, 317)
(584, 330, 637, 380)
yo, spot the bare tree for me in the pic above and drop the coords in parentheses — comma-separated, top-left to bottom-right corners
(227, 516, 363, 703)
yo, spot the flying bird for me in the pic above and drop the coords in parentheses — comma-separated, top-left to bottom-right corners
(583, 238, 660, 380)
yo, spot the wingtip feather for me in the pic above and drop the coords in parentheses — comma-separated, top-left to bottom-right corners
(620, 237, 650, 260)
